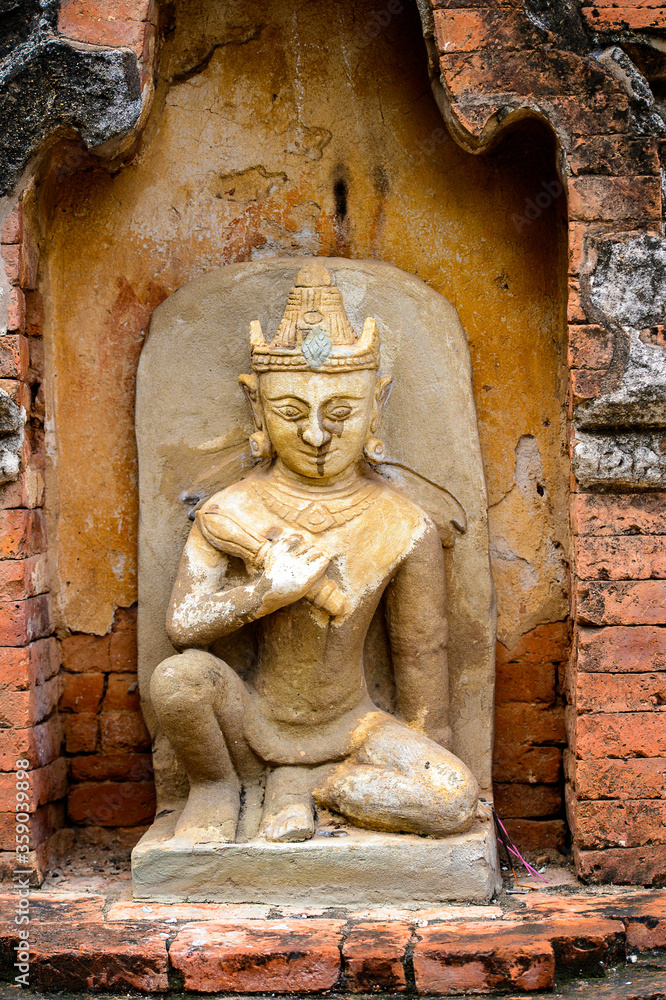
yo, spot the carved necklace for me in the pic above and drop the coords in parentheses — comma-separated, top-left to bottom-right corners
(253, 470, 379, 534)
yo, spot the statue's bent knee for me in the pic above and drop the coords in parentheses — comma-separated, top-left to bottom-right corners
(151, 650, 216, 715)
(437, 768, 479, 833)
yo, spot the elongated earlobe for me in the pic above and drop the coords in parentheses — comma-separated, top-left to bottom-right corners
(249, 431, 272, 459)
(240, 373, 273, 460)
(363, 435, 386, 463)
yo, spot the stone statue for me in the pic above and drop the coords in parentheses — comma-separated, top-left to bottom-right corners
(150, 263, 480, 846)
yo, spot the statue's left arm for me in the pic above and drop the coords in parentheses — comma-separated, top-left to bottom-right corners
(384, 520, 452, 749)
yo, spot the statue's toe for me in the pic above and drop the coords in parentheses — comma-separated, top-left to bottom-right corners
(260, 802, 315, 842)
(173, 780, 240, 844)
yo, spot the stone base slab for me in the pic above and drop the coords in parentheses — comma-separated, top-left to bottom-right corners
(131, 813, 501, 906)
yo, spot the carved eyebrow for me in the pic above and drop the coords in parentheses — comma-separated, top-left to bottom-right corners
(264, 394, 366, 403)
(264, 395, 308, 403)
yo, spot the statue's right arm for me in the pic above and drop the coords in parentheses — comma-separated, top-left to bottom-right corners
(166, 522, 274, 650)
(166, 522, 330, 650)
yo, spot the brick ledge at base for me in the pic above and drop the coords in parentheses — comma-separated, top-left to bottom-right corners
(1, 888, 665, 994)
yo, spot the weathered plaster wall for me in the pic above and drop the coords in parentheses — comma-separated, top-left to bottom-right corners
(36, 0, 568, 650)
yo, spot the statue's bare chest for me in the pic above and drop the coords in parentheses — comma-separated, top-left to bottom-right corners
(252, 475, 380, 535)
(201, 474, 430, 612)
(254, 482, 426, 601)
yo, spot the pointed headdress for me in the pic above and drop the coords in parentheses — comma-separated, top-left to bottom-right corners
(250, 263, 380, 373)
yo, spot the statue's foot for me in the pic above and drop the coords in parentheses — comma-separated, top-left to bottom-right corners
(313, 724, 479, 837)
(174, 780, 240, 844)
(260, 801, 315, 842)
(259, 765, 316, 842)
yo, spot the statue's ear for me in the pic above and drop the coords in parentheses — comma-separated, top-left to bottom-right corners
(371, 375, 393, 432)
(239, 373, 273, 460)
(238, 373, 264, 431)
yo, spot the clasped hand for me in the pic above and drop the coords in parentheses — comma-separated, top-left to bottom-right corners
(259, 533, 330, 613)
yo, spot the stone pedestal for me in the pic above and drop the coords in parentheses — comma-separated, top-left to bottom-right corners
(132, 814, 501, 906)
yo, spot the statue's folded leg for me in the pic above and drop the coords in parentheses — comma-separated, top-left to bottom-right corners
(313, 718, 479, 837)
(151, 649, 262, 843)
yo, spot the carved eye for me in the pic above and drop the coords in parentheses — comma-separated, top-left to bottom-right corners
(276, 404, 305, 420)
(327, 406, 352, 420)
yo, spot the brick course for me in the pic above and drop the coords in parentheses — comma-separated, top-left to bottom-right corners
(169, 919, 345, 993)
(573, 671, 666, 713)
(0, 636, 58, 690)
(1, 885, 664, 992)
(576, 580, 666, 626)
(413, 922, 555, 994)
(577, 625, 666, 672)
(568, 709, 666, 759)
(0, 718, 63, 771)
(566, 753, 666, 800)
(22, 922, 169, 993)
(581, 3, 666, 30)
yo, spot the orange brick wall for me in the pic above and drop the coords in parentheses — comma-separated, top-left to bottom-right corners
(59, 605, 155, 828)
(494, 624, 569, 851)
(0, 0, 160, 882)
(568, 496, 666, 882)
(430, 0, 665, 883)
(0, 203, 67, 880)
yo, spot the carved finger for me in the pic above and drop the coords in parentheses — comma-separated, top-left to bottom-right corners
(304, 546, 326, 564)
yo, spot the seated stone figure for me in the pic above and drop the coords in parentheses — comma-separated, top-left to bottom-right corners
(151, 263, 479, 845)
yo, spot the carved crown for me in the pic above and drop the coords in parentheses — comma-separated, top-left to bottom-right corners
(250, 263, 380, 373)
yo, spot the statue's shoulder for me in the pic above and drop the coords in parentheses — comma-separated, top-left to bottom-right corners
(199, 475, 259, 516)
(194, 473, 273, 563)
(369, 472, 432, 524)
(364, 474, 438, 555)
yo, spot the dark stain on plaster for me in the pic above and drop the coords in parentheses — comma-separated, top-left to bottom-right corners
(332, 169, 351, 257)
(334, 179, 348, 222)
(370, 166, 390, 257)
(373, 165, 390, 196)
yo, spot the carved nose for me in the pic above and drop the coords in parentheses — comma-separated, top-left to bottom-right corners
(301, 417, 329, 448)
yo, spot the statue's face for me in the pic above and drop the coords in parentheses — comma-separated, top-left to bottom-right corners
(259, 370, 378, 480)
